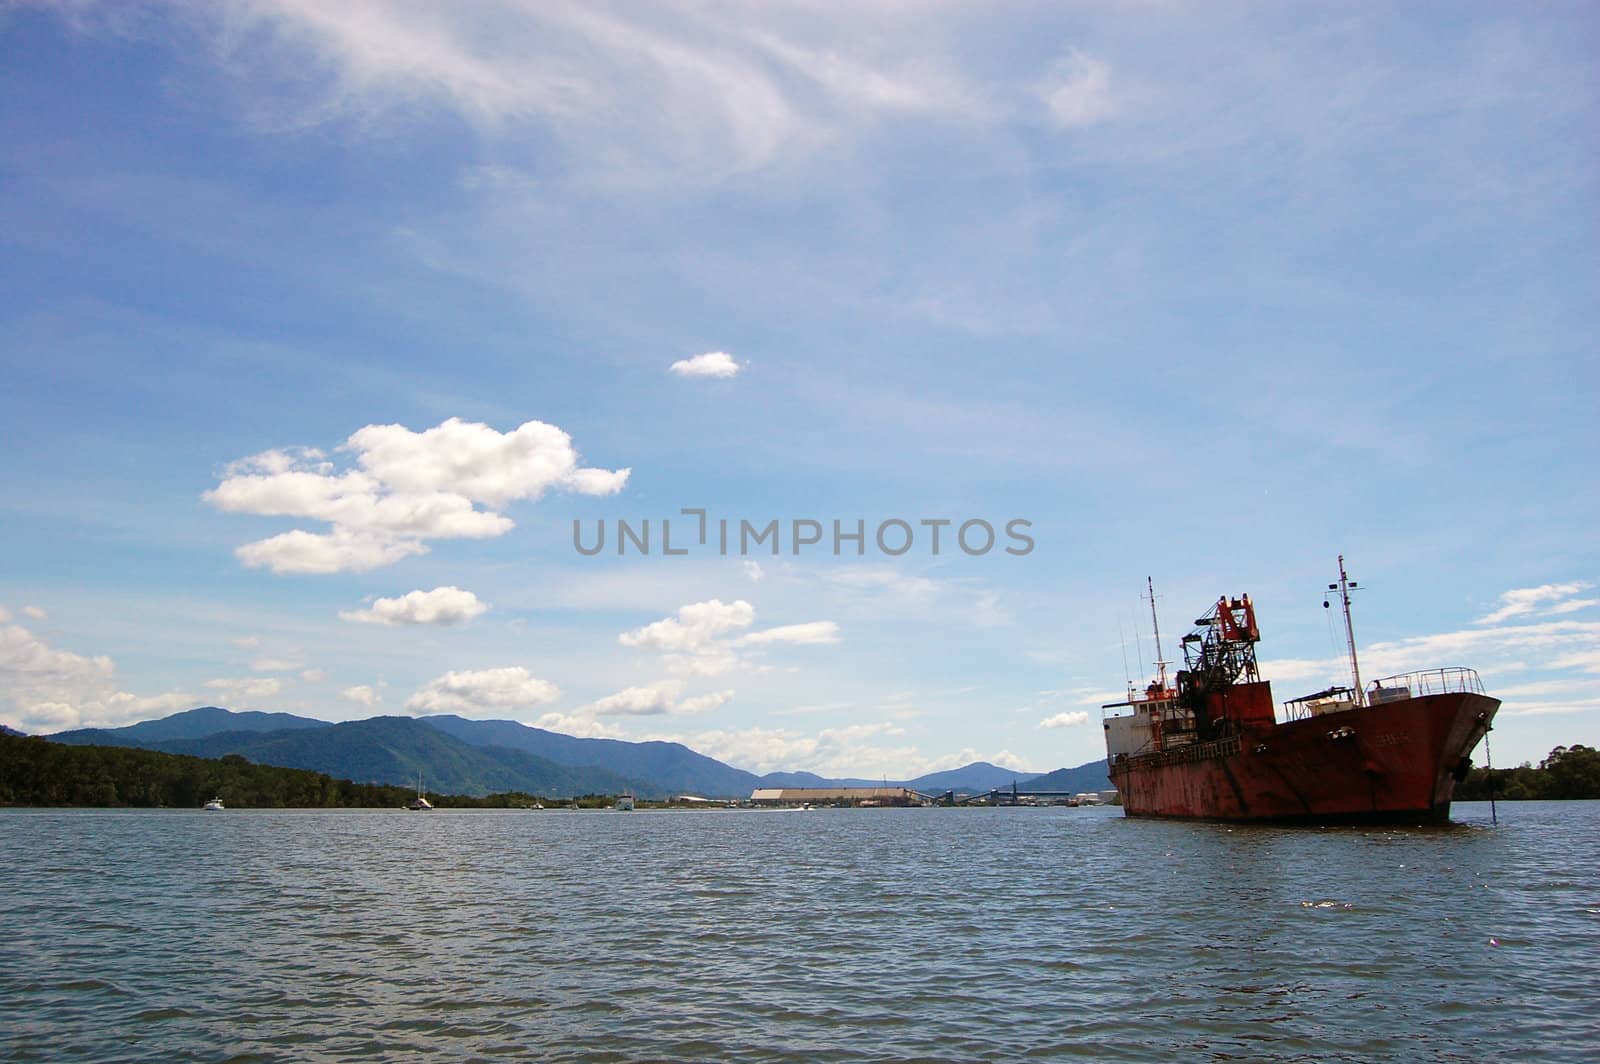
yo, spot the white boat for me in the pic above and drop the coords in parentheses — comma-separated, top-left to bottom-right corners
(406, 774, 433, 811)
(203, 797, 225, 811)
(615, 792, 635, 811)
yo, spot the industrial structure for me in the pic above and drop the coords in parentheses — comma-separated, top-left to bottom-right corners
(749, 786, 927, 807)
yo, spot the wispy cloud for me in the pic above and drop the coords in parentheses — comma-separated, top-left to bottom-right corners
(1039, 48, 1114, 129)
(1476, 582, 1595, 625)
(216, 1, 985, 176)
(205, 676, 282, 700)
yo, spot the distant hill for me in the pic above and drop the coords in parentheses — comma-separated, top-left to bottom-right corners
(1024, 761, 1113, 794)
(420, 715, 762, 797)
(0, 724, 24, 738)
(51, 706, 328, 747)
(905, 761, 1041, 794)
(146, 716, 652, 799)
(32, 705, 1113, 801)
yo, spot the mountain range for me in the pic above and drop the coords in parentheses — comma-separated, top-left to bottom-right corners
(45, 707, 1111, 799)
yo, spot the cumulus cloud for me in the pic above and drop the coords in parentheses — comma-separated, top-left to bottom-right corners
(341, 684, 383, 707)
(533, 711, 629, 739)
(583, 680, 733, 718)
(339, 586, 489, 626)
(619, 598, 754, 674)
(21, 605, 47, 620)
(206, 417, 628, 574)
(0, 623, 194, 732)
(405, 666, 560, 716)
(1040, 49, 1114, 129)
(669, 351, 741, 378)
(1476, 582, 1595, 625)
(1040, 710, 1090, 729)
(619, 599, 838, 675)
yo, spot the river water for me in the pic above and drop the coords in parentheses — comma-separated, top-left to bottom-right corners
(1, 801, 1595, 1062)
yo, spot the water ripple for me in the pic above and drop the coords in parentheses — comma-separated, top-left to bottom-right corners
(2, 802, 1596, 1061)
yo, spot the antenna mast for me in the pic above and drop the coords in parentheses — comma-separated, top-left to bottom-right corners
(1145, 576, 1169, 689)
(1328, 555, 1364, 707)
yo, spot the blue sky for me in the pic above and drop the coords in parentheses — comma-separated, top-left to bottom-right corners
(2, 1, 1595, 775)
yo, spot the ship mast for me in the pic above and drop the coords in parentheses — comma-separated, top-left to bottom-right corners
(1146, 576, 1169, 689)
(1329, 555, 1364, 707)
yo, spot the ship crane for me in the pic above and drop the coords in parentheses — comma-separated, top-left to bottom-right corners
(1176, 594, 1261, 739)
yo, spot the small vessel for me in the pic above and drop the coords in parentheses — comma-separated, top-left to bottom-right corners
(615, 792, 635, 811)
(405, 774, 433, 811)
(203, 797, 225, 811)
(1102, 559, 1499, 824)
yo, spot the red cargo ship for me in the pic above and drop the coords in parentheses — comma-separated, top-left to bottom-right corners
(1102, 558, 1499, 824)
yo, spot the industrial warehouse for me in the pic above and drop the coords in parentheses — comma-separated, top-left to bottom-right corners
(749, 787, 927, 807)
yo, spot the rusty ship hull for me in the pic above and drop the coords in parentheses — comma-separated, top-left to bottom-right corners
(1109, 688, 1499, 824)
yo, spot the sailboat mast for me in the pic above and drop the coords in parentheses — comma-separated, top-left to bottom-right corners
(1337, 555, 1364, 706)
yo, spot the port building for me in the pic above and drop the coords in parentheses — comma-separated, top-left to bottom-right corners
(749, 786, 925, 807)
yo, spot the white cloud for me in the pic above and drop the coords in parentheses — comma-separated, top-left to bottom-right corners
(300, 668, 327, 682)
(669, 351, 741, 378)
(339, 586, 489, 626)
(206, 417, 628, 574)
(620, 597, 754, 659)
(234, 527, 431, 575)
(583, 679, 733, 718)
(1040, 49, 1114, 129)
(405, 666, 560, 716)
(250, 656, 301, 672)
(341, 684, 383, 708)
(0, 623, 194, 732)
(232, 635, 261, 649)
(737, 621, 840, 646)
(0, 607, 9, 623)
(21, 605, 47, 621)
(210, 3, 981, 175)
(205, 676, 283, 700)
(676, 690, 734, 715)
(743, 560, 765, 583)
(1476, 582, 1594, 624)
(619, 599, 838, 674)
(1040, 711, 1090, 729)
(533, 711, 628, 739)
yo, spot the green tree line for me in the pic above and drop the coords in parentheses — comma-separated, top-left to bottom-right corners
(1456, 744, 1600, 801)
(0, 734, 555, 808)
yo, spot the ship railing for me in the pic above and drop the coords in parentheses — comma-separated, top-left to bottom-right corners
(1366, 667, 1485, 701)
